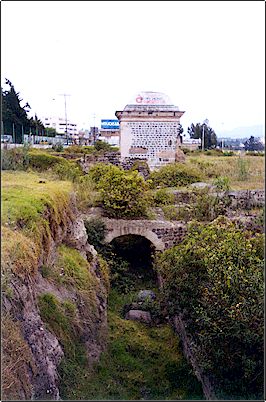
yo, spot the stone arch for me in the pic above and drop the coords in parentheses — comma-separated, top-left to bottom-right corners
(105, 226, 165, 251)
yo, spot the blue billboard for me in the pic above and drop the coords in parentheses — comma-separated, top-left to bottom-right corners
(101, 119, 120, 130)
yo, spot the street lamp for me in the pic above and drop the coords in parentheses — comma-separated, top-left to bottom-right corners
(202, 118, 209, 151)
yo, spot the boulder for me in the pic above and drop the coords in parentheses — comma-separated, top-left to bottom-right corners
(190, 182, 214, 189)
(175, 147, 186, 163)
(125, 310, 152, 324)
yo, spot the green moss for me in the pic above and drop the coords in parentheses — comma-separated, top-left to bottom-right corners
(54, 245, 97, 289)
(38, 292, 87, 362)
(59, 289, 203, 400)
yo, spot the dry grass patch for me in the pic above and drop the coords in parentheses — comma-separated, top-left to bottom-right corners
(187, 154, 264, 189)
(1, 226, 39, 280)
(1, 313, 37, 401)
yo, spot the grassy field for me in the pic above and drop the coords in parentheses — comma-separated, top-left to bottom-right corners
(1, 171, 73, 280)
(186, 154, 264, 190)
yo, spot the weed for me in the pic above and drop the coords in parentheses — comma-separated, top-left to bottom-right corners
(162, 205, 180, 221)
(73, 175, 99, 210)
(237, 157, 250, 181)
(212, 176, 231, 191)
(152, 188, 175, 206)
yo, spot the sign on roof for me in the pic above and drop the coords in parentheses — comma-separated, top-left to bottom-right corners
(101, 119, 120, 129)
(130, 91, 173, 105)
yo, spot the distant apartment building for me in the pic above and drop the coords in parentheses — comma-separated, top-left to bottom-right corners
(41, 116, 78, 137)
(115, 91, 185, 169)
(98, 119, 120, 146)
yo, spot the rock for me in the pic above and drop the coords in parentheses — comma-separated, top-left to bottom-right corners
(175, 147, 186, 163)
(137, 290, 156, 302)
(125, 310, 152, 324)
(190, 182, 214, 189)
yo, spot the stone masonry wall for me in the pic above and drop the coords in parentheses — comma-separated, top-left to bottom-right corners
(171, 189, 265, 209)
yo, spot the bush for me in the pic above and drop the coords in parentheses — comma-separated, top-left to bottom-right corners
(87, 163, 122, 188)
(1, 145, 30, 170)
(149, 163, 203, 188)
(156, 218, 264, 399)
(205, 149, 224, 156)
(192, 188, 230, 221)
(94, 140, 112, 152)
(222, 150, 235, 156)
(52, 161, 82, 182)
(89, 164, 151, 218)
(162, 205, 180, 221)
(84, 218, 107, 251)
(212, 176, 231, 191)
(152, 188, 175, 206)
(52, 143, 64, 152)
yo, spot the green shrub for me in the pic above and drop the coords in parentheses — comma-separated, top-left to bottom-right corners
(84, 218, 107, 251)
(245, 151, 265, 156)
(149, 163, 203, 188)
(222, 150, 235, 156)
(156, 218, 264, 399)
(212, 176, 231, 191)
(89, 164, 151, 218)
(63, 145, 84, 154)
(52, 143, 64, 152)
(87, 163, 122, 188)
(1, 145, 30, 170)
(94, 140, 112, 152)
(52, 161, 82, 182)
(162, 205, 180, 221)
(40, 264, 52, 278)
(152, 188, 175, 206)
(28, 151, 64, 170)
(205, 149, 223, 156)
(192, 188, 229, 221)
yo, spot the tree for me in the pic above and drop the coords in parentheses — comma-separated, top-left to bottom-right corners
(244, 136, 264, 151)
(1, 79, 45, 142)
(45, 127, 57, 137)
(29, 114, 45, 136)
(2, 79, 30, 143)
(188, 122, 217, 149)
(178, 123, 184, 136)
(94, 140, 112, 152)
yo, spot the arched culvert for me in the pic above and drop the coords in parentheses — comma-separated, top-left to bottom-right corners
(105, 227, 165, 251)
(110, 234, 158, 286)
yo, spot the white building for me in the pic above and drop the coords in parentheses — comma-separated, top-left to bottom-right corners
(41, 116, 78, 138)
(115, 91, 185, 169)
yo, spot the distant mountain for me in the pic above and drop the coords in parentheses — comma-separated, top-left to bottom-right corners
(217, 125, 264, 139)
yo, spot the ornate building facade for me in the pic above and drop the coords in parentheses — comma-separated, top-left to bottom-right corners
(115, 91, 185, 169)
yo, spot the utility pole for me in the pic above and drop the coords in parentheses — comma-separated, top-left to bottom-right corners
(202, 119, 209, 151)
(59, 94, 71, 145)
(93, 113, 96, 144)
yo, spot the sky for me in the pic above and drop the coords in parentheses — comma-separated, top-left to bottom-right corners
(1, 1, 265, 136)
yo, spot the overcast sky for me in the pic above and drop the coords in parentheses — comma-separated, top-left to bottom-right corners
(1, 1, 265, 135)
